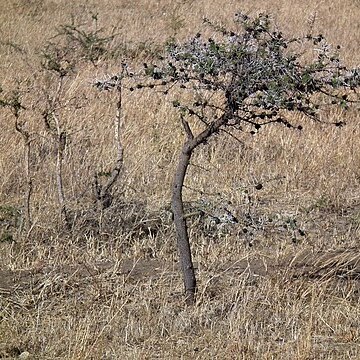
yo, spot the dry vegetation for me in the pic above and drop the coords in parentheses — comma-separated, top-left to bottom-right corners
(0, 0, 360, 359)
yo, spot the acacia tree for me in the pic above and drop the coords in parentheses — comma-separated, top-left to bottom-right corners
(139, 13, 359, 303)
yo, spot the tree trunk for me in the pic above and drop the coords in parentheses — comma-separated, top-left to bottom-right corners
(56, 130, 70, 228)
(15, 119, 33, 234)
(171, 112, 230, 304)
(171, 142, 196, 304)
(24, 138, 33, 232)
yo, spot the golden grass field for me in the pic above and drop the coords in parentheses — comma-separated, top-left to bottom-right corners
(0, 0, 360, 358)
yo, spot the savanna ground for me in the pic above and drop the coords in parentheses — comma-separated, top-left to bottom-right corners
(0, 0, 360, 359)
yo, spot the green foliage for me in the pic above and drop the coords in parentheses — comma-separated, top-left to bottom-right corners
(0, 232, 14, 243)
(0, 205, 21, 221)
(56, 23, 114, 64)
(144, 12, 359, 131)
(0, 89, 25, 118)
(0, 205, 21, 243)
(41, 16, 115, 74)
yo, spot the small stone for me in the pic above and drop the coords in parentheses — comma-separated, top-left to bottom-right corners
(19, 352, 31, 359)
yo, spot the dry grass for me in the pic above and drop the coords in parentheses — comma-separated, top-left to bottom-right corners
(0, 0, 360, 359)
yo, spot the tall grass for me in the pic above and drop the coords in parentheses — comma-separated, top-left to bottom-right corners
(0, 0, 359, 358)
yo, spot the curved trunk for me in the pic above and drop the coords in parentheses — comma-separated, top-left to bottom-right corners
(172, 112, 230, 304)
(171, 142, 196, 304)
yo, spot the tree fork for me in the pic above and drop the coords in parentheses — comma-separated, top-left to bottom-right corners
(171, 113, 229, 303)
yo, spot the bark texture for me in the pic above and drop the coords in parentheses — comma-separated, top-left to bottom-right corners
(171, 112, 229, 304)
